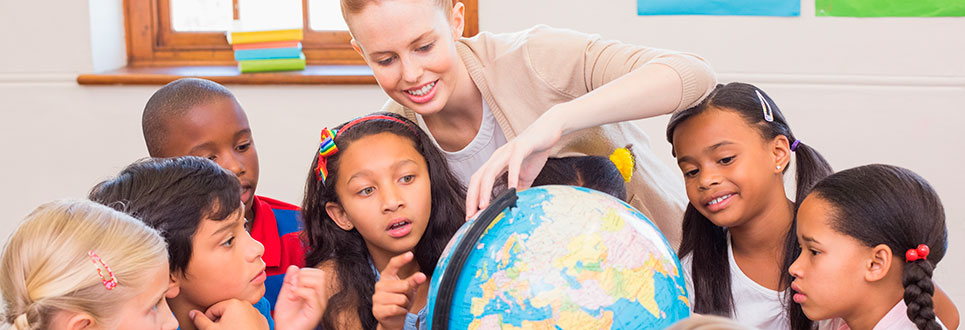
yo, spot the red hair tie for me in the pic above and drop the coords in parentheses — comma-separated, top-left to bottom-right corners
(905, 244, 930, 263)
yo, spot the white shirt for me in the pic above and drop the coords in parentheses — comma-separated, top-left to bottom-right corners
(681, 234, 790, 330)
(415, 99, 507, 187)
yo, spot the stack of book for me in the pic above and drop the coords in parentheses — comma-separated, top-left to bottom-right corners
(227, 28, 306, 73)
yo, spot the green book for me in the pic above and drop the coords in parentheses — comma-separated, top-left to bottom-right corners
(238, 54, 306, 73)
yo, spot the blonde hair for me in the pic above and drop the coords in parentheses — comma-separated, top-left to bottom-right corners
(340, 0, 454, 26)
(1, 200, 168, 330)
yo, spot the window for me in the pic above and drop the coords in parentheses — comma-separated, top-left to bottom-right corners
(123, 0, 479, 67)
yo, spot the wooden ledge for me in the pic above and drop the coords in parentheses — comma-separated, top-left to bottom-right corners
(77, 65, 377, 85)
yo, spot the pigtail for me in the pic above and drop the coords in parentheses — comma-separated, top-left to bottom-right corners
(790, 142, 832, 205)
(903, 260, 940, 330)
(783, 141, 830, 330)
(678, 204, 733, 316)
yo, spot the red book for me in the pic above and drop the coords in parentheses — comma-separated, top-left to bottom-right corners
(232, 40, 302, 51)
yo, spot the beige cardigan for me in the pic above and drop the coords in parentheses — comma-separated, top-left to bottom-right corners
(384, 25, 717, 248)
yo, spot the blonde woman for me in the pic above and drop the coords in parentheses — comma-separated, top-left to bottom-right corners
(1, 199, 178, 330)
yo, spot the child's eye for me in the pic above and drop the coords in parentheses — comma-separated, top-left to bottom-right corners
(719, 156, 735, 165)
(207, 155, 217, 161)
(236, 142, 251, 152)
(400, 175, 415, 184)
(809, 248, 820, 256)
(417, 42, 434, 52)
(359, 187, 375, 197)
(683, 169, 699, 178)
(222, 236, 235, 247)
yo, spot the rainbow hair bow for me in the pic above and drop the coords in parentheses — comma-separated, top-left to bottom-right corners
(316, 128, 339, 182)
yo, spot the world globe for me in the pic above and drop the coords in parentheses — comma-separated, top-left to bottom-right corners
(426, 185, 690, 329)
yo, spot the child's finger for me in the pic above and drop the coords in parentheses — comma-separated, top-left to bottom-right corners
(403, 272, 427, 293)
(190, 310, 216, 330)
(278, 265, 300, 299)
(376, 278, 416, 295)
(381, 252, 414, 279)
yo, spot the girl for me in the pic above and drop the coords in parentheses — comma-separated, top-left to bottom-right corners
(666, 82, 833, 329)
(339, 0, 717, 247)
(301, 112, 465, 329)
(789, 164, 950, 330)
(1, 199, 178, 330)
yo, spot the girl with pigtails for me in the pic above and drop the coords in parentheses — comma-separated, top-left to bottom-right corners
(790, 164, 957, 330)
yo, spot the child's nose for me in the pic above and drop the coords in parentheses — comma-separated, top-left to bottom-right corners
(219, 153, 246, 177)
(789, 254, 804, 278)
(698, 169, 721, 189)
(381, 184, 405, 212)
(243, 231, 265, 262)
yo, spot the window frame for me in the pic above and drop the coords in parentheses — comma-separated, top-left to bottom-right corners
(123, 0, 479, 67)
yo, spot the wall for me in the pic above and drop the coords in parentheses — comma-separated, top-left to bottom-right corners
(1, 0, 963, 306)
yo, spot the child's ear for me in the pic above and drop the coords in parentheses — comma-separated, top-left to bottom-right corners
(166, 276, 181, 299)
(64, 313, 94, 330)
(326, 202, 355, 231)
(450, 1, 466, 38)
(771, 135, 791, 173)
(865, 244, 894, 282)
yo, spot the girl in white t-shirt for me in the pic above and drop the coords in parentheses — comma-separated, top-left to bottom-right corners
(666, 82, 833, 329)
(789, 164, 954, 330)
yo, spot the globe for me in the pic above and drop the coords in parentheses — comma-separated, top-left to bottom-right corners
(426, 185, 690, 329)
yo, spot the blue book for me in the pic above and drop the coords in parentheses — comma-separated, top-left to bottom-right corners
(234, 45, 304, 61)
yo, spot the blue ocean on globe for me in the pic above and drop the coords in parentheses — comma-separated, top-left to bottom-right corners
(426, 185, 690, 329)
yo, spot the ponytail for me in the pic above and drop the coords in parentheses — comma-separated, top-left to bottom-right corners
(903, 259, 940, 330)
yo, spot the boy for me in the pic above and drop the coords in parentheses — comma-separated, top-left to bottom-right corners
(90, 156, 325, 330)
(141, 78, 304, 309)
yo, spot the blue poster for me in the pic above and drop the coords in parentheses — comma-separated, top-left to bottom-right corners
(638, 0, 800, 16)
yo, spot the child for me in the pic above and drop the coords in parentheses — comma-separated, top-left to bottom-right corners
(666, 82, 833, 329)
(339, 0, 718, 247)
(89, 156, 325, 330)
(493, 147, 634, 201)
(142, 78, 305, 310)
(789, 164, 952, 330)
(301, 112, 465, 329)
(1, 199, 178, 330)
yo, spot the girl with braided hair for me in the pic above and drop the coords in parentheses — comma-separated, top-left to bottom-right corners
(789, 164, 958, 330)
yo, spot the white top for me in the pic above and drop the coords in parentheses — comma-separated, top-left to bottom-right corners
(817, 300, 947, 330)
(680, 235, 790, 330)
(415, 98, 507, 187)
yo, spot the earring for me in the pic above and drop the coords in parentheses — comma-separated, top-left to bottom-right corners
(777, 165, 781, 170)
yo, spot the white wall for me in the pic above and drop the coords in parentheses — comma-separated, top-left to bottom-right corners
(1, 0, 963, 307)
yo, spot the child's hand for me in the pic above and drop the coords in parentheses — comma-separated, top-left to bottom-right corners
(372, 252, 427, 330)
(273, 265, 330, 330)
(190, 298, 270, 330)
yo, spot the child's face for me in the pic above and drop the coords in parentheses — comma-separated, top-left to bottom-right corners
(156, 98, 260, 217)
(348, 0, 464, 116)
(327, 132, 432, 260)
(115, 261, 179, 330)
(672, 108, 786, 228)
(174, 206, 267, 308)
(789, 195, 873, 321)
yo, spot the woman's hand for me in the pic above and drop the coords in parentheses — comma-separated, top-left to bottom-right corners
(373, 252, 426, 330)
(465, 108, 564, 218)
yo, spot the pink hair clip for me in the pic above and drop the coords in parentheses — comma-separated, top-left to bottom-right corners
(88, 251, 118, 290)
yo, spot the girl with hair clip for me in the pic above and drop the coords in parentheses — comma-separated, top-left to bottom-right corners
(0, 199, 178, 330)
(790, 164, 958, 330)
(301, 112, 465, 330)
(665, 82, 833, 329)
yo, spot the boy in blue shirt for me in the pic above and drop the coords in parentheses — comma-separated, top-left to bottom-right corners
(142, 78, 305, 311)
(90, 156, 324, 330)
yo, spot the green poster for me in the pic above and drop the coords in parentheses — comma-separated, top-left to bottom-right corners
(816, 0, 965, 17)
